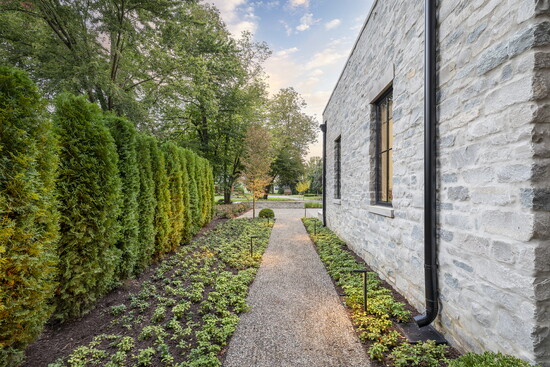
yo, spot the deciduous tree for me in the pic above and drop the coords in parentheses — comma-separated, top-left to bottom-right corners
(241, 125, 273, 218)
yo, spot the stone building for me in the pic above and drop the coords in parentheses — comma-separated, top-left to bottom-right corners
(322, 1, 550, 365)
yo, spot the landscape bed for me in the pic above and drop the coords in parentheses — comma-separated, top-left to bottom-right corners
(302, 218, 538, 367)
(23, 218, 273, 367)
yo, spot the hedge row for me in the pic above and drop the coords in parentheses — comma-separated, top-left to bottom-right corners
(0, 68, 214, 366)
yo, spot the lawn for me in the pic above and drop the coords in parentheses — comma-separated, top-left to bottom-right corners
(25, 218, 273, 367)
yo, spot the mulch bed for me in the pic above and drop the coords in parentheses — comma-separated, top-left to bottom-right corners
(23, 208, 250, 367)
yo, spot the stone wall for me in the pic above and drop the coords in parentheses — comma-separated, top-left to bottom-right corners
(323, 0, 550, 365)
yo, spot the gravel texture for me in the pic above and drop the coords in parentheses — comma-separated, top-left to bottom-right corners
(223, 209, 371, 367)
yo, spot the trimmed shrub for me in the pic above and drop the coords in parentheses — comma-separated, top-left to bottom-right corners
(162, 142, 185, 252)
(258, 208, 275, 219)
(206, 164, 215, 222)
(0, 67, 59, 365)
(151, 140, 170, 257)
(54, 94, 122, 320)
(104, 115, 140, 279)
(176, 148, 191, 243)
(135, 134, 157, 273)
(183, 149, 200, 236)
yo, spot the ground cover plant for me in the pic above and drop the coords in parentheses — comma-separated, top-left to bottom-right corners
(302, 218, 538, 367)
(26, 218, 272, 367)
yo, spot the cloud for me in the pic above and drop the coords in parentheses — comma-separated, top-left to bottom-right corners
(275, 47, 299, 57)
(288, 0, 309, 7)
(305, 47, 347, 69)
(296, 13, 318, 32)
(324, 19, 341, 30)
(208, 0, 258, 36)
(280, 20, 293, 35)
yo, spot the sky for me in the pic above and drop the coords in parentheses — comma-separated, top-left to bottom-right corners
(207, 0, 375, 159)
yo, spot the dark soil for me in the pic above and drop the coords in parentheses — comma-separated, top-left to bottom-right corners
(22, 210, 250, 367)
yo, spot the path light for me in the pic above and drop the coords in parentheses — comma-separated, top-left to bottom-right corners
(351, 268, 368, 313)
(314, 221, 317, 235)
(250, 236, 259, 257)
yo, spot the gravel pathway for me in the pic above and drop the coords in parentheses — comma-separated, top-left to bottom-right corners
(223, 209, 371, 367)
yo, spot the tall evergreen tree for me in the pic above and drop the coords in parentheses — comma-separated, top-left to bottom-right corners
(0, 67, 59, 366)
(54, 94, 122, 320)
(104, 116, 140, 279)
(135, 134, 157, 272)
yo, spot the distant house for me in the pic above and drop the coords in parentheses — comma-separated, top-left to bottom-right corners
(322, 1, 549, 366)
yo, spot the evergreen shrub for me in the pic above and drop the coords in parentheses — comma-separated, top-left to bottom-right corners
(104, 115, 140, 279)
(176, 148, 191, 243)
(258, 208, 275, 219)
(151, 140, 170, 257)
(0, 67, 59, 366)
(135, 134, 157, 273)
(184, 149, 200, 235)
(54, 94, 122, 320)
(162, 142, 185, 252)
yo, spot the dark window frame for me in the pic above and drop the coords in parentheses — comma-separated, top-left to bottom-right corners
(334, 136, 341, 199)
(375, 88, 393, 206)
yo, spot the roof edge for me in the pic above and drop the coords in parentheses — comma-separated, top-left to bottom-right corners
(322, 0, 379, 117)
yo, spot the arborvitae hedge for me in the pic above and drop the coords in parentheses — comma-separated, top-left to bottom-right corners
(0, 67, 59, 366)
(184, 149, 201, 235)
(163, 142, 185, 251)
(54, 94, 122, 321)
(0, 68, 216, 361)
(135, 134, 157, 273)
(206, 163, 215, 221)
(177, 149, 192, 242)
(195, 157, 207, 227)
(104, 116, 140, 279)
(152, 142, 171, 256)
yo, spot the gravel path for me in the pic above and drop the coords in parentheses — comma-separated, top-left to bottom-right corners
(223, 209, 371, 367)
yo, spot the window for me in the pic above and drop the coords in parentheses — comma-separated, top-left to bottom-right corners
(334, 136, 341, 199)
(375, 89, 393, 205)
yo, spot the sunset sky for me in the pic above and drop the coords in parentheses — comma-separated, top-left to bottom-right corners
(208, 0, 375, 158)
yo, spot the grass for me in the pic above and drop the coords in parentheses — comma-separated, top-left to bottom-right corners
(48, 218, 273, 367)
(305, 202, 323, 208)
(215, 195, 296, 202)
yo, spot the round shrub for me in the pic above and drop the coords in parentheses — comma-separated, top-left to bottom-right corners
(0, 67, 59, 365)
(259, 208, 275, 219)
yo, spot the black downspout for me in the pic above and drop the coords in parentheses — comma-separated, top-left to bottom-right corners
(320, 123, 327, 226)
(414, 0, 439, 328)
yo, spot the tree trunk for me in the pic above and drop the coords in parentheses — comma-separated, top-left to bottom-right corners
(223, 188, 231, 204)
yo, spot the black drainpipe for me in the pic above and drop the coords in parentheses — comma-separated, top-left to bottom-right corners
(414, 0, 439, 328)
(320, 123, 327, 226)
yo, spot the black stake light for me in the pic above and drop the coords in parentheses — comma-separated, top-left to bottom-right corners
(250, 236, 259, 257)
(351, 268, 368, 313)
